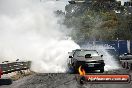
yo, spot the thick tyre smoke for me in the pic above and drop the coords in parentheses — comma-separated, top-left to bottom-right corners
(0, 0, 80, 73)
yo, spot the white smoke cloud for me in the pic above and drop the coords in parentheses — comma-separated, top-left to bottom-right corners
(0, 0, 80, 73)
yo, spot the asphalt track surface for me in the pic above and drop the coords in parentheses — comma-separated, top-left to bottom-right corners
(0, 68, 132, 88)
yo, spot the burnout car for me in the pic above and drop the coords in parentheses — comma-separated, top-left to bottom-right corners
(119, 53, 132, 70)
(67, 49, 105, 73)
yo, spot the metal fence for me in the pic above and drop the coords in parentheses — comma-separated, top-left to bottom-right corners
(0, 61, 31, 74)
(79, 40, 132, 55)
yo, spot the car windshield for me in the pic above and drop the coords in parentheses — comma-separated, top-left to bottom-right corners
(75, 50, 99, 57)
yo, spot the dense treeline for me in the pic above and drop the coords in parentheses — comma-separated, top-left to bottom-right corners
(63, 0, 132, 42)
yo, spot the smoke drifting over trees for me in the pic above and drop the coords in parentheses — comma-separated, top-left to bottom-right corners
(64, 0, 132, 42)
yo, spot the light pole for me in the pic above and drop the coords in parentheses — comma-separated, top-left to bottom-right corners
(117, 38, 120, 56)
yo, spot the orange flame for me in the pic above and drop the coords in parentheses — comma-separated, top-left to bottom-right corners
(78, 66, 86, 76)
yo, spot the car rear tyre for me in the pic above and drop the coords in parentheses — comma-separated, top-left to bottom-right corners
(80, 76, 86, 85)
(128, 64, 132, 70)
(100, 68, 104, 73)
(122, 62, 126, 68)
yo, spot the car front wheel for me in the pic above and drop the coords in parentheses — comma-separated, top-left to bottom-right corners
(100, 67, 104, 73)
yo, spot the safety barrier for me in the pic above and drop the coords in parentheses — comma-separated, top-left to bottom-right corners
(0, 61, 31, 75)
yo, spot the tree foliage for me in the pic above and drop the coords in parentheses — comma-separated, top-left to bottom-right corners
(64, 1, 132, 42)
